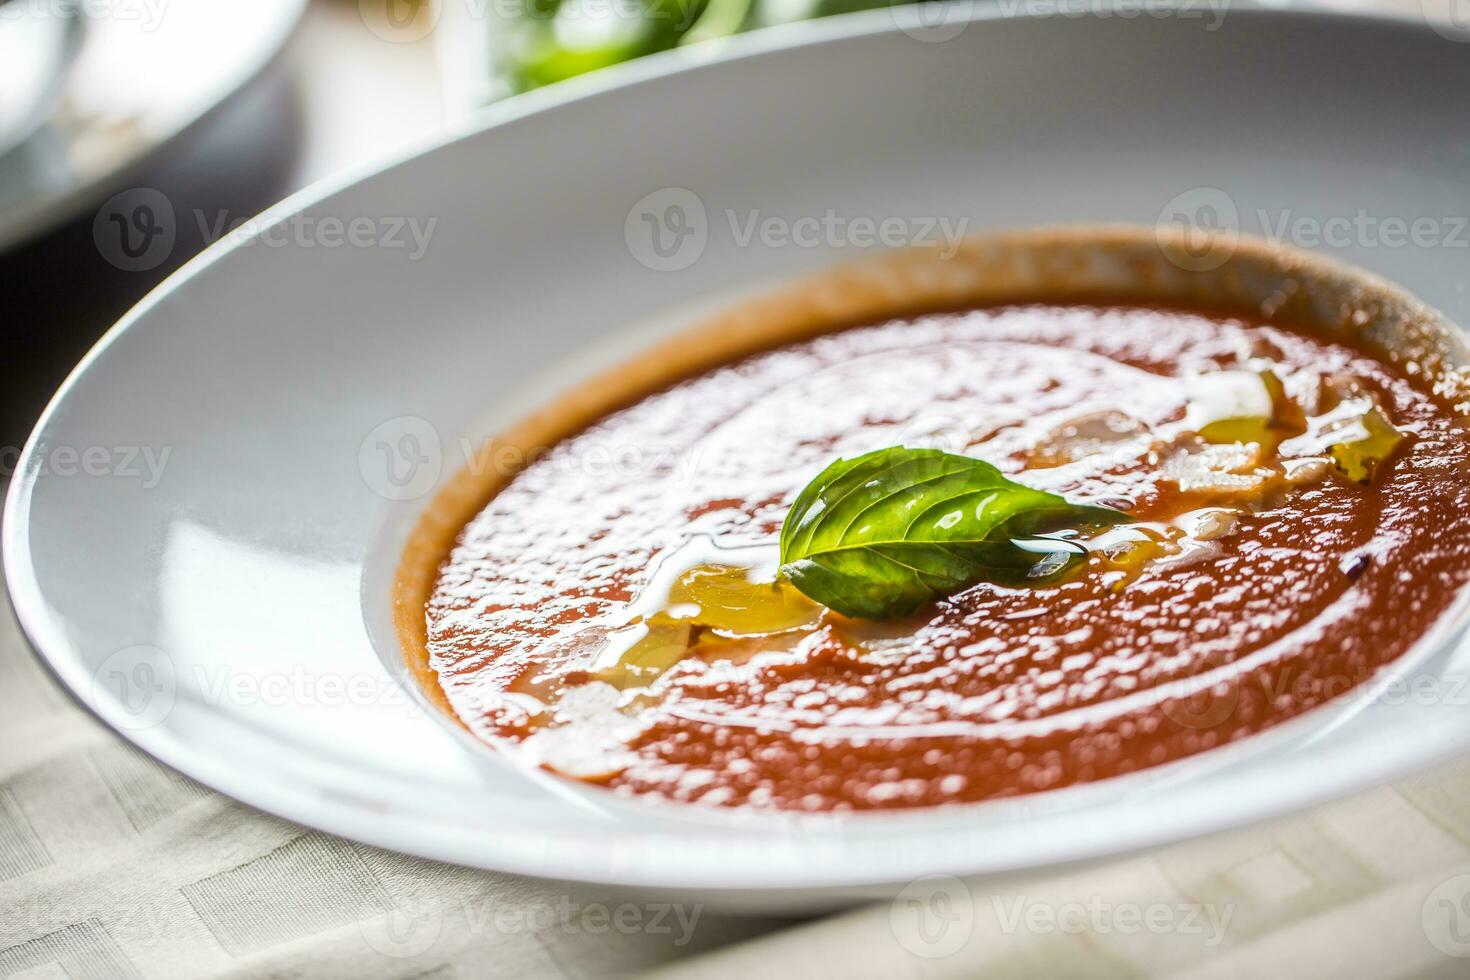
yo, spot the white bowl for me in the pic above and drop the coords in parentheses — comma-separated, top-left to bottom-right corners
(9, 5, 1470, 909)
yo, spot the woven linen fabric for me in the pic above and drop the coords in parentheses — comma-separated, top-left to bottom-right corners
(651, 766, 1470, 979)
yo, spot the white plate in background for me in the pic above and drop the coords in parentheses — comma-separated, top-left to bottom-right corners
(0, 0, 304, 252)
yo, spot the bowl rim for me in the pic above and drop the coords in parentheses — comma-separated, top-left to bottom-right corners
(373, 210, 1470, 827)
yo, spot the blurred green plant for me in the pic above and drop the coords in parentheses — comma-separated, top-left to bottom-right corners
(490, 0, 909, 94)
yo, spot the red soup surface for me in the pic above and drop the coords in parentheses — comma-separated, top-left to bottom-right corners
(417, 303, 1470, 811)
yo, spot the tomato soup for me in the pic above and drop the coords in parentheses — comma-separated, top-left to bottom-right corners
(398, 240, 1470, 812)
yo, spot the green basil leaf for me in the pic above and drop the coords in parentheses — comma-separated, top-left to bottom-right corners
(778, 447, 1129, 619)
